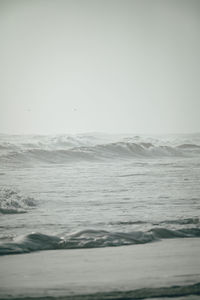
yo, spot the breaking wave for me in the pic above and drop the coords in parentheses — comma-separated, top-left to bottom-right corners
(1, 133, 200, 165)
(0, 189, 37, 214)
(1, 227, 200, 255)
(0, 142, 186, 165)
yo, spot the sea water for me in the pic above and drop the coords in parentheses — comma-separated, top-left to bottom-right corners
(0, 133, 200, 255)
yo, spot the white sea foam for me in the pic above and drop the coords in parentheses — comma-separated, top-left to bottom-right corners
(0, 141, 190, 165)
(0, 189, 36, 214)
(0, 133, 200, 166)
(0, 133, 200, 256)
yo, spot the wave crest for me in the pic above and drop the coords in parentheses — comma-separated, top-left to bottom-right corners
(1, 227, 200, 255)
(0, 141, 186, 165)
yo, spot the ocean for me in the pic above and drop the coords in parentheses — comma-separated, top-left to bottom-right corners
(0, 132, 200, 254)
(0, 133, 200, 299)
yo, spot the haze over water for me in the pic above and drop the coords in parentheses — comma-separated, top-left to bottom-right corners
(0, 0, 200, 135)
(0, 1, 200, 299)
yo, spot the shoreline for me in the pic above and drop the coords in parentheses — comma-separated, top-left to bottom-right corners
(0, 238, 200, 299)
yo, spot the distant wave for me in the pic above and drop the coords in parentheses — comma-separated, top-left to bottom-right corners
(1, 133, 200, 165)
(110, 220, 148, 225)
(177, 143, 200, 149)
(1, 227, 200, 255)
(160, 217, 200, 225)
(0, 134, 112, 153)
(0, 141, 187, 165)
(110, 217, 200, 226)
(0, 189, 37, 214)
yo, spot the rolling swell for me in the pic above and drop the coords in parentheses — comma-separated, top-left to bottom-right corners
(0, 227, 200, 255)
(177, 143, 200, 149)
(110, 217, 200, 226)
(0, 141, 185, 165)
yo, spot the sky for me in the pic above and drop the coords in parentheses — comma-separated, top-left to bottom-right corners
(0, 0, 199, 135)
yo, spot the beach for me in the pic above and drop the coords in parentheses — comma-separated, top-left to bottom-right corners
(1, 0, 200, 297)
(0, 238, 200, 299)
(0, 133, 200, 299)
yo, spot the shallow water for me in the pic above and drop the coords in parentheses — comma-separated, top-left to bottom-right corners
(0, 133, 200, 254)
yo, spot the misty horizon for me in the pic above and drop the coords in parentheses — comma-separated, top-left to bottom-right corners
(1, 0, 200, 135)
(0, 2, 200, 298)
(0, 130, 200, 137)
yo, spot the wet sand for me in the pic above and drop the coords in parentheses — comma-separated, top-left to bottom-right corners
(0, 238, 200, 299)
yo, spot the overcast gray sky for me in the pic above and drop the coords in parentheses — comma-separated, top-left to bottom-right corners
(0, 0, 199, 134)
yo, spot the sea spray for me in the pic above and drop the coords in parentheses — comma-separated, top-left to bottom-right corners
(0, 189, 36, 214)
